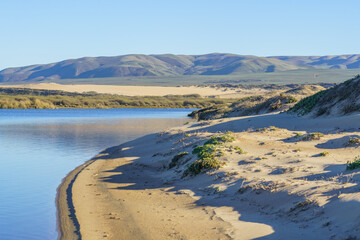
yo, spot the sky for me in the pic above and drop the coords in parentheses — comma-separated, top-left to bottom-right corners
(0, 0, 359, 70)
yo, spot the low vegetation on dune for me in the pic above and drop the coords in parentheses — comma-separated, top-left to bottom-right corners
(289, 75, 360, 116)
(287, 90, 328, 116)
(320, 151, 329, 157)
(169, 152, 189, 169)
(347, 138, 360, 147)
(189, 84, 325, 120)
(346, 156, 360, 170)
(0, 88, 237, 109)
(301, 132, 325, 141)
(185, 132, 235, 176)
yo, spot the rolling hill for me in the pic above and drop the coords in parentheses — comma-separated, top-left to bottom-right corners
(1, 53, 360, 83)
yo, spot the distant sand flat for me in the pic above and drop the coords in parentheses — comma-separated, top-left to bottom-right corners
(0, 83, 257, 98)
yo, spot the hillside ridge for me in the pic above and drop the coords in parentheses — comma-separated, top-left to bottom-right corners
(1, 53, 360, 83)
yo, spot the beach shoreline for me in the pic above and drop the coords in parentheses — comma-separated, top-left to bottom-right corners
(56, 138, 249, 240)
(56, 112, 360, 240)
(56, 158, 97, 240)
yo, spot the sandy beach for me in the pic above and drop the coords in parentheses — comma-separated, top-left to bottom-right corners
(57, 112, 360, 239)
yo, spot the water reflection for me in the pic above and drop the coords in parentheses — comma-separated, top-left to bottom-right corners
(0, 109, 191, 240)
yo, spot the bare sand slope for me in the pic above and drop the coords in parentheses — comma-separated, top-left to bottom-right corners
(0, 83, 251, 98)
(58, 112, 360, 239)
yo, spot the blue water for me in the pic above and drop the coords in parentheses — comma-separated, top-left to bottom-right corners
(0, 109, 193, 240)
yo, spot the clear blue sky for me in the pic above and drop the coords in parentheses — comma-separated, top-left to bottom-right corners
(1, 0, 359, 69)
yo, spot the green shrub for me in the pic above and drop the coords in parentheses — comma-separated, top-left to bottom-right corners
(169, 152, 189, 169)
(187, 132, 235, 175)
(320, 151, 329, 157)
(346, 138, 360, 146)
(234, 146, 244, 154)
(294, 132, 304, 138)
(302, 132, 324, 141)
(269, 126, 279, 131)
(203, 132, 235, 145)
(187, 157, 225, 175)
(346, 157, 360, 170)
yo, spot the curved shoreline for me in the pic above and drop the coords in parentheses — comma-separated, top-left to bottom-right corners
(55, 112, 360, 239)
(56, 158, 96, 240)
(55, 134, 243, 240)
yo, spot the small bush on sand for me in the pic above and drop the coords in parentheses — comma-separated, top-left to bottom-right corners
(289, 199, 316, 213)
(320, 151, 329, 157)
(294, 132, 304, 138)
(186, 132, 235, 176)
(269, 126, 279, 131)
(234, 146, 245, 154)
(346, 138, 360, 147)
(346, 157, 360, 170)
(186, 157, 225, 175)
(169, 152, 189, 169)
(203, 131, 235, 145)
(301, 132, 324, 141)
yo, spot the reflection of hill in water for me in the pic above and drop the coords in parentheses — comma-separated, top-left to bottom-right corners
(0, 118, 188, 153)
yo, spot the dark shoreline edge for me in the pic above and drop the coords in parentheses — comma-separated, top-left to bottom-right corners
(56, 158, 96, 240)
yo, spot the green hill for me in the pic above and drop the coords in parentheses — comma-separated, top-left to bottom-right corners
(1, 53, 360, 84)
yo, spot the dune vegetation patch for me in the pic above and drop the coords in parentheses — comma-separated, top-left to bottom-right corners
(320, 151, 330, 157)
(288, 90, 328, 116)
(184, 131, 235, 176)
(169, 152, 189, 169)
(346, 156, 360, 170)
(294, 132, 304, 138)
(346, 138, 360, 147)
(289, 75, 360, 117)
(301, 132, 325, 141)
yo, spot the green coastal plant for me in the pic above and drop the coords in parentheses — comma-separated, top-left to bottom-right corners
(346, 138, 360, 146)
(320, 151, 329, 157)
(294, 132, 304, 138)
(169, 152, 189, 169)
(234, 146, 245, 154)
(186, 131, 235, 176)
(301, 132, 324, 141)
(288, 90, 328, 115)
(269, 126, 279, 131)
(346, 156, 360, 170)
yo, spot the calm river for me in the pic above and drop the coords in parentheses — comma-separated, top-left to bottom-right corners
(0, 109, 193, 240)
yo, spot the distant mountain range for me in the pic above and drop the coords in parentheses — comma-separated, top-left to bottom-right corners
(1, 53, 360, 83)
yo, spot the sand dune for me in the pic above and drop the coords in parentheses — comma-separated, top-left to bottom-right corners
(58, 112, 360, 239)
(0, 83, 258, 98)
